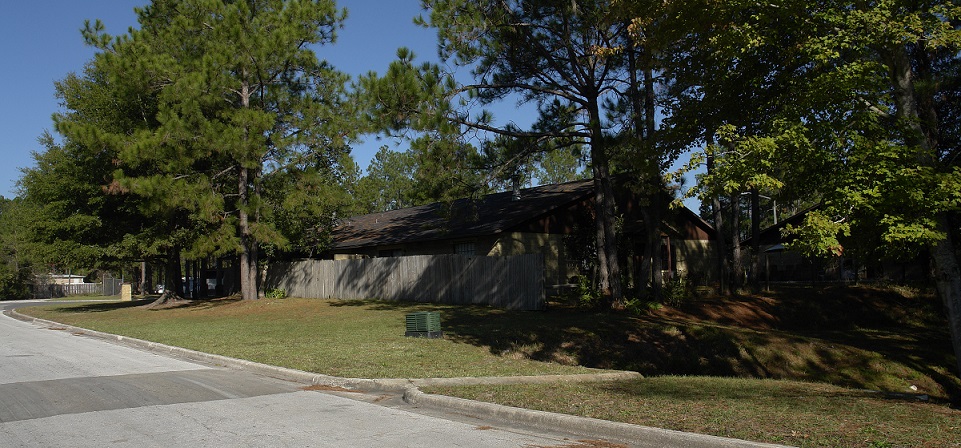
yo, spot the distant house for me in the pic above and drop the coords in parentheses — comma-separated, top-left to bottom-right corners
(329, 179, 717, 288)
(743, 208, 928, 283)
(48, 274, 86, 285)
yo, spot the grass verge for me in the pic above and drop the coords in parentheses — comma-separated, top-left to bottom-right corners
(425, 376, 961, 448)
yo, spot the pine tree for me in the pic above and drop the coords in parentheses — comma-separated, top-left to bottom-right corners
(78, 0, 352, 300)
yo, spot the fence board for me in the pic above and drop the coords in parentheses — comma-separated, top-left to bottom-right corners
(264, 254, 545, 310)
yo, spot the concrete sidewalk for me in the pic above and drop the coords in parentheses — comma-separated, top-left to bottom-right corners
(5, 308, 790, 448)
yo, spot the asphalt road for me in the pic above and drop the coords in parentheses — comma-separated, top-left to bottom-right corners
(0, 300, 585, 448)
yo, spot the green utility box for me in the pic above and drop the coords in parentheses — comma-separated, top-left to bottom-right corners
(405, 311, 443, 338)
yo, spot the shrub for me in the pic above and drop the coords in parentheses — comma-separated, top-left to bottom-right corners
(573, 275, 602, 308)
(662, 275, 693, 307)
(264, 288, 287, 299)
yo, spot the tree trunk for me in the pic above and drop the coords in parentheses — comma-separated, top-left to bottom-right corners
(237, 78, 260, 301)
(750, 188, 761, 292)
(627, 43, 665, 301)
(149, 249, 183, 306)
(238, 165, 259, 301)
(885, 42, 961, 382)
(932, 214, 961, 383)
(730, 193, 744, 292)
(639, 206, 663, 300)
(643, 57, 665, 296)
(140, 261, 149, 295)
(648, 195, 664, 297)
(587, 99, 623, 305)
(706, 135, 729, 295)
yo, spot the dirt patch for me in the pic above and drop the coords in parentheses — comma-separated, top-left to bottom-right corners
(654, 285, 942, 333)
(658, 295, 781, 330)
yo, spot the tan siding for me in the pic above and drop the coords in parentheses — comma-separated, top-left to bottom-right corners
(264, 254, 546, 310)
(673, 239, 718, 283)
(488, 232, 572, 286)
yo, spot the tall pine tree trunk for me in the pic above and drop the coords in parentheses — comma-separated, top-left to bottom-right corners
(628, 44, 664, 300)
(706, 137, 729, 295)
(643, 58, 665, 296)
(587, 97, 623, 305)
(237, 78, 260, 301)
(139, 261, 147, 295)
(238, 165, 259, 301)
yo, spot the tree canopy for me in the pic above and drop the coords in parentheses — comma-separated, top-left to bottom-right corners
(31, 0, 356, 301)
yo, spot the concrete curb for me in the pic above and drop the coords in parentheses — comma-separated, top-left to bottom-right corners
(404, 388, 789, 448)
(5, 308, 791, 448)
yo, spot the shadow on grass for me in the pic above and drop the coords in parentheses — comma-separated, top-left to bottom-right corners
(325, 284, 960, 402)
(43, 300, 148, 313)
(43, 296, 247, 314)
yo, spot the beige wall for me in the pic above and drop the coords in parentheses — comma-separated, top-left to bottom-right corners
(672, 239, 718, 283)
(333, 233, 719, 287)
(489, 232, 571, 286)
(332, 232, 573, 286)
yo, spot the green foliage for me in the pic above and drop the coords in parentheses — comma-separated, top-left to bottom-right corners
(0, 198, 33, 299)
(17, 134, 124, 269)
(353, 146, 417, 213)
(42, 0, 358, 299)
(264, 288, 287, 299)
(622, 296, 662, 315)
(532, 145, 590, 185)
(661, 275, 694, 308)
(665, 0, 961, 260)
(573, 274, 603, 308)
(386, 0, 685, 302)
(784, 210, 851, 258)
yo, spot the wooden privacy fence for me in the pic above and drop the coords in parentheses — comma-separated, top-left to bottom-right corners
(264, 254, 546, 310)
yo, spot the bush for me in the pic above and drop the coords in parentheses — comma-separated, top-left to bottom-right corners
(264, 288, 287, 299)
(571, 275, 602, 308)
(623, 297, 662, 315)
(662, 275, 693, 307)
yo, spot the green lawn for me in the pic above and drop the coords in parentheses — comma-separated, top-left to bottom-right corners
(18, 285, 961, 447)
(21, 297, 598, 379)
(425, 376, 961, 447)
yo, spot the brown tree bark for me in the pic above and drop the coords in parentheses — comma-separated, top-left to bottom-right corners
(587, 96, 624, 305)
(750, 188, 761, 292)
(885, 42, 961, 381)
(706, 134, 729, 295)
(237, 77, 261, 301)
(238, 165, 259, 301)
(730, 193, 744, 293)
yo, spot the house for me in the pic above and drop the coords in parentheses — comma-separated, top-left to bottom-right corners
(743, 208, 928, 283)
(329, 179, 718, 289)
(48, 274, 86, 285)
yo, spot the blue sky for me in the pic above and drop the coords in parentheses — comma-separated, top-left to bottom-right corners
(0, 0, 471, 198)
(0, 1, 699, 210)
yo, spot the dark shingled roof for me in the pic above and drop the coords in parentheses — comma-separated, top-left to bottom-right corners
(332, 179, 594, 250)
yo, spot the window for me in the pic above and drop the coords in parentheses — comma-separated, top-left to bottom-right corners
(377, 249, 403, 258)
(455, 242, 476, 257)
